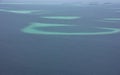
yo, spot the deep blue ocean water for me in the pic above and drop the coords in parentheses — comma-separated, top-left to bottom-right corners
(0, 3, 120, 75)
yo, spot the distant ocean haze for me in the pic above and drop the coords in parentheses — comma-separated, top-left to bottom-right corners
(2, 0, 120, 3)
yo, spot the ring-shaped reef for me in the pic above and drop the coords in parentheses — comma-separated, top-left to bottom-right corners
(0, 9, 46, 14)
(0, 3, 61, 5)
(21, 23, 120, 35)
(42, 16, 80, 20)
(103, 18, 120, 21)
(99, 18, 120, 23)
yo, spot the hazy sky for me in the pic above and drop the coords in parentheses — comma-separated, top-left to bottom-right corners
(2, 0, 120, 3)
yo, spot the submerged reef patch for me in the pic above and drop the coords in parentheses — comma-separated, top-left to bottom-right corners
(21, 23, 120, 35)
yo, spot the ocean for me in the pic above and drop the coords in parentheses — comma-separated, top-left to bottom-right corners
(0, 3, 120, 75)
